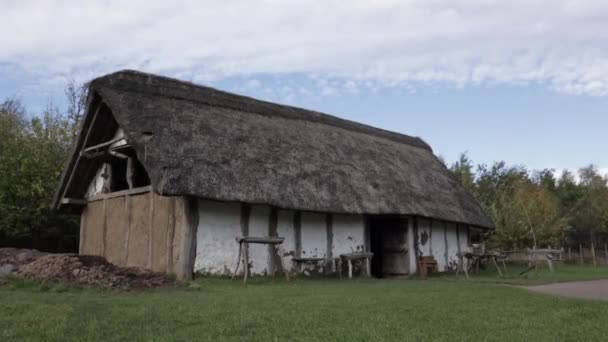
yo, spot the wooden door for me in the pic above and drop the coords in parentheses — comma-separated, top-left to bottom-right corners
(381, 226, 409, 275)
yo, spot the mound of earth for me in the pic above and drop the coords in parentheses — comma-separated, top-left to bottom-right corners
(0, 248, 174, 289)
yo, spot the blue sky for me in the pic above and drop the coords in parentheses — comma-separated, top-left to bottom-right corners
(1, 0, 607, 175)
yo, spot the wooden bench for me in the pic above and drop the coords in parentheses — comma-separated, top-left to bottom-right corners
(291, 257, 328, 275)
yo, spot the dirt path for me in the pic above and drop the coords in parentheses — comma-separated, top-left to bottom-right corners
(523, 280, 608, 301)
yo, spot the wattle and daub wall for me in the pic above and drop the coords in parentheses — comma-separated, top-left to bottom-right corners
(79, 194, 470, 278)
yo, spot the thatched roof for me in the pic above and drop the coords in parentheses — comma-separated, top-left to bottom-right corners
(54, 70, 493, 229)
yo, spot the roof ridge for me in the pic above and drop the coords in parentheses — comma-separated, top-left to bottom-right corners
(91, 69, 432, 151)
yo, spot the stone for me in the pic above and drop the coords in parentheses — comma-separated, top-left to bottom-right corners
(0, 264, 17, 277)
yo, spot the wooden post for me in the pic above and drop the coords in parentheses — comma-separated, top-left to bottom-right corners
(604, 243, 608, 266)
(244, 243, 249, 284)
(580, 243, 584, 265)
(147, 192, 154, 270)
(366, 257, 371, 277)
(123, 195, 131, 266)
(348, 259, 353, 279)
(591, 240, 597, 267)
(568, 247, 572, 263)
(294, 211, 302, 273)
(232, 242, 243, 280)
(491, 256, 503, 277)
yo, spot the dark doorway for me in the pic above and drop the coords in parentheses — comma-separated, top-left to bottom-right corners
(369, 216, 409, 278)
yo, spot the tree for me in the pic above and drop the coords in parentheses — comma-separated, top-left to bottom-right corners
(0, 98, 79, 251)
(450, 152, 475, 194)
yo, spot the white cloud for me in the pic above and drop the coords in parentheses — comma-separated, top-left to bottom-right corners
(2, 0, 608, 95)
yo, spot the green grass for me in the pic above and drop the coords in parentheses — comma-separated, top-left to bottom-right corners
(443, 263, 608, 285)
(1, 270, 608, 342)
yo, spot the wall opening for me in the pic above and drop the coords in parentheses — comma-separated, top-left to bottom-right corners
(369, 216, 409, 278)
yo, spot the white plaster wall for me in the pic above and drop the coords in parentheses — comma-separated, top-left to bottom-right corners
(332, 214, 365, 255)
(248, 205, 270, 275)
(301, 212, 327, 258)
(418, 218, 432, 256)
(445, 222, 460, 271)
(276, 210, 295, 271)
(194, 200, 241, 275)
(459, 225, 470, 253)
(85, 163, 110, 198)
(430, 221, 448, 272)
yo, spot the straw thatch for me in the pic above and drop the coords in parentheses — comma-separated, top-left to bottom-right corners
(54, 70, 493, 228)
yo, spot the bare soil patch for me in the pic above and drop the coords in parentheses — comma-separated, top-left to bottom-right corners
(523, 279, 608, 301)
(0, 248, 174, 289)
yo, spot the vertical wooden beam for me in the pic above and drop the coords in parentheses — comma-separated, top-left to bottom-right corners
(456, 224, 461, 255)
(240, 203, 251, 276)
(79, 207, 87, 254)
(429, 219, 433, 257)
(443, 221, 448, 272)
(413, 216, 420, 274)
(294, 211, 302, 272)
(165, 196, 176, 273)
(186, 199, 199, 279)
(123, 195, 131, 266)
(326, 214, 333, 261)
(364, 216, 371, 253)
(326, 214, 333, 273)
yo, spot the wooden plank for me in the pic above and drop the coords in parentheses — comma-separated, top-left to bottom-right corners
(58, 102, 104, 205)
(61, 198, 87, 206)
(101, 198, 107, 257)
(294, 211, 302, 271)
(79, 207, 87, 254)
(123, 195, 131, 265)
(104, 196, 128, 266)
(147, 191, 154, 270)
(236, 237, 285, 244)
(126, 192, 151, 268)
(326, 213, 333, 262)
(443, 221, 448, 271)
(151, 194, 170, 272)
(87, 186, 152, 202)
(413, 216, 419, 274)
(166, 197, 175, 273)
(240, 203, 251, 276)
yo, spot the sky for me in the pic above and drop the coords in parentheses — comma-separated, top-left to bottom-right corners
(1, 0, 607, 176)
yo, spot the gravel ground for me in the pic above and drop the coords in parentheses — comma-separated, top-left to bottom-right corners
(523, 280, 608, 301)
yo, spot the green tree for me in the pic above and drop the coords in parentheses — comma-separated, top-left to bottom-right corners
(0, 98, 80, 251)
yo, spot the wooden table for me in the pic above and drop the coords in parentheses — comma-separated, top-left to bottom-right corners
(232, 236, 289, 283)
(457, 252, 507, 279)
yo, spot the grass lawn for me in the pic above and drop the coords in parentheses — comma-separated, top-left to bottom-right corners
(1, 268, 608, 342)
(443, 263, 608, 285)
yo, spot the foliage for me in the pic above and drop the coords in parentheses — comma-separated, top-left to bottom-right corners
(451, 153, 608, 249)
(0, 81, 86, 251)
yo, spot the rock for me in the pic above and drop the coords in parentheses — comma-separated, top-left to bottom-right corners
(72, 268, 81, 277)
(0, 264, 16, 277)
